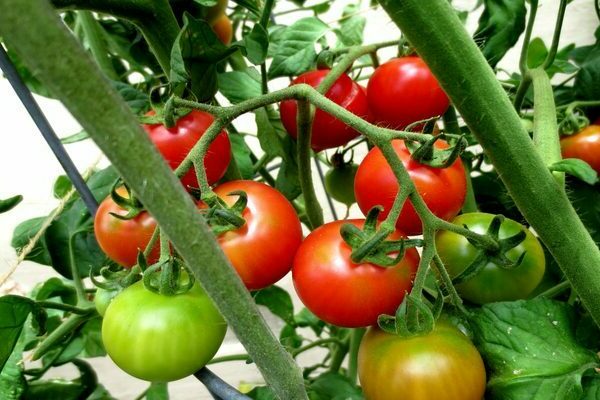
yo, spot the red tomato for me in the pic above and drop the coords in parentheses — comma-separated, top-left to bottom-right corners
(367, 57, 449, 129)
(354, 140, 466, 236)
(560, 124, 600, 174)
(292, 220, 419, 328)
(280, 70, 369, 151)
(94, 189, 159, 268)
(143, 110, 231, 189)
(212, 180, 303, 290)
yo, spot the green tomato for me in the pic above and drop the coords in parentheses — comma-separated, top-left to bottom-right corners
(435, 212, 546, 304)
(94, 287, 120, 317)
(325, 163, 358, 206)
(101, 280, 226, 382)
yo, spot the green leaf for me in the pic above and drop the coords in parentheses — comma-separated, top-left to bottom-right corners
(247, 386, 277, 400)
(53, 175, 73, 199)
(146, 382, 169, 400)
(255, 108, 285, 158)
(170, 14, 238, 102)
(110, 81, 150, 114)
(11, 167, 119, 278)
(34, 278, 77, 305)
(566, 177, 600, 245)
(550, 159, 598, 185)
(574, 44, 600, 101)
(218, 68, 262, 104)
(308, 372, 364, 400)
(254, 286, 294, 325)
(0, 329, 27, 400)
(294, 308, 325, 336)
(268, 17, 329, 78)
(240, 24, 269, 65)
(582, 376, 600, 399)
(279, 324, 303, 350)
(231, 0, 260, 15)
(527, 37, 548, 69)
(60, 130, 90, 144)
(473, 0, 527, 68)
(334, 4, 366, 47)
(0, 296, 37, 371)
(0, 195, 22, 214)
(470, 299, 600, 400)
(194, 0, 218, 6)
(4, 48, 52, 97)
(229, 134, 255, 179)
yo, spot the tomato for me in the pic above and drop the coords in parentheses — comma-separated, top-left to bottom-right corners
(211, 180, 303, 290)
(358, 322, 486, 400)
(102, 280, 226, 382)
(435, 212, 546, 304)
(94, 189, 159, 268)
(324, 162, 358, 206)
(560, 124, 600, 174)
(280, 70, 369, 151)
(211, 14, 232, 45)
(354, 140, 466, 236)
(143, 110, 231, 189)
(292, 220, 419, 328)
(202, 0, 228, 23)
(367, 57, 449, 129)
(94, 287, 120, 317)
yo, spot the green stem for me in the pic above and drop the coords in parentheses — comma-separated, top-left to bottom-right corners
(208, 354, 251, 364)
(461, 163, 478, 213)
(31, 314, 90, 360)
(292, 338, 345, 357)
(297, 99, 323, 229)
(513, 73, 532, 112)
(378, 0, 600, 327)
(259, 0, 276, 28)
(0, 4, 307, 398)
(530, 67, 563, 185)
(432, 254, 466, 313)
(442, 106, 461, 136)
(542, 0, 568, 70)
(347, 328, 365, 385)
(535, 280, 571, 299)
(77, 11, 118, 80)
(37, 301, 95, 315)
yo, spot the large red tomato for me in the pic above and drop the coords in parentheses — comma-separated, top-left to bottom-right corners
(212, 180, 303, 290)
(367, 57, 449, 129)
(292, 220, 419, 328)
(143, 110, 231, 189)
(94, 189, 159, 268)
(354, 140, 466, 236)
(280, 70, 369, 151)
(560, 124, 600, 174)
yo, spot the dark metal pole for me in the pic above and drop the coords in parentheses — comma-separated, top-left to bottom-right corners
(195, 368, 252, 400)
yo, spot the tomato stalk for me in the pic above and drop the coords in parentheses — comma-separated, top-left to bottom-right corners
(31, 313, 92, 361)
(77, 11, 119, 80)
(347, 328, 365, 385)
(378, 0, 600, 327)
(36, 301, 95, 315)
(0, 3, 308, 398)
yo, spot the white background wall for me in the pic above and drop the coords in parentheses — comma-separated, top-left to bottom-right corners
(0, 1, 597, 398)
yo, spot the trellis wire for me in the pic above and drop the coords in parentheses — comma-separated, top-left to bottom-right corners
(0, 43, 248, 400)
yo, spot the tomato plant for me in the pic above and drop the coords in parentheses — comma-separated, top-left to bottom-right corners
(354, 140, 467, 235)
(358, 322, 486, 400)
(436, 212, 546, 304)
(560, 124, 600, 174)
(367, 57, 449, 129)
(280, 70, 369, 151)
(143, 110, 231, 189)
(210, 180, 303, 290)
(93, 188, 159, 268)
(102, 280, 226, 382)
(324, 157, 358, 206)
(292, 220, 419, 328)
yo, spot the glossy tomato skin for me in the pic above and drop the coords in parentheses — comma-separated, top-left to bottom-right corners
(212, 180, 303, 290)
(354, 140, 467, 236)
(280, 70, 369, 151)
(325, 163, 358, 206)
(358, 322, 486, 400)
(560, 124, 600, 174)
(436, 212, 546, 304)
(102, 280, 226, 382)
(94, 287, 119, 317)
(367, 57, 449, 129)
(292, 220, 419, 328)
(143, 110, 231, 189)
(94, 191, 159, 268)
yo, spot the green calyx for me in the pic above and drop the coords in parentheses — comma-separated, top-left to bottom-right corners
(406, 133, 467, 168)
(142, 256, 195, 296)
(108, 181, 144, 220)
(201, 190, 248, 235)
(452, 214, 527, 285)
